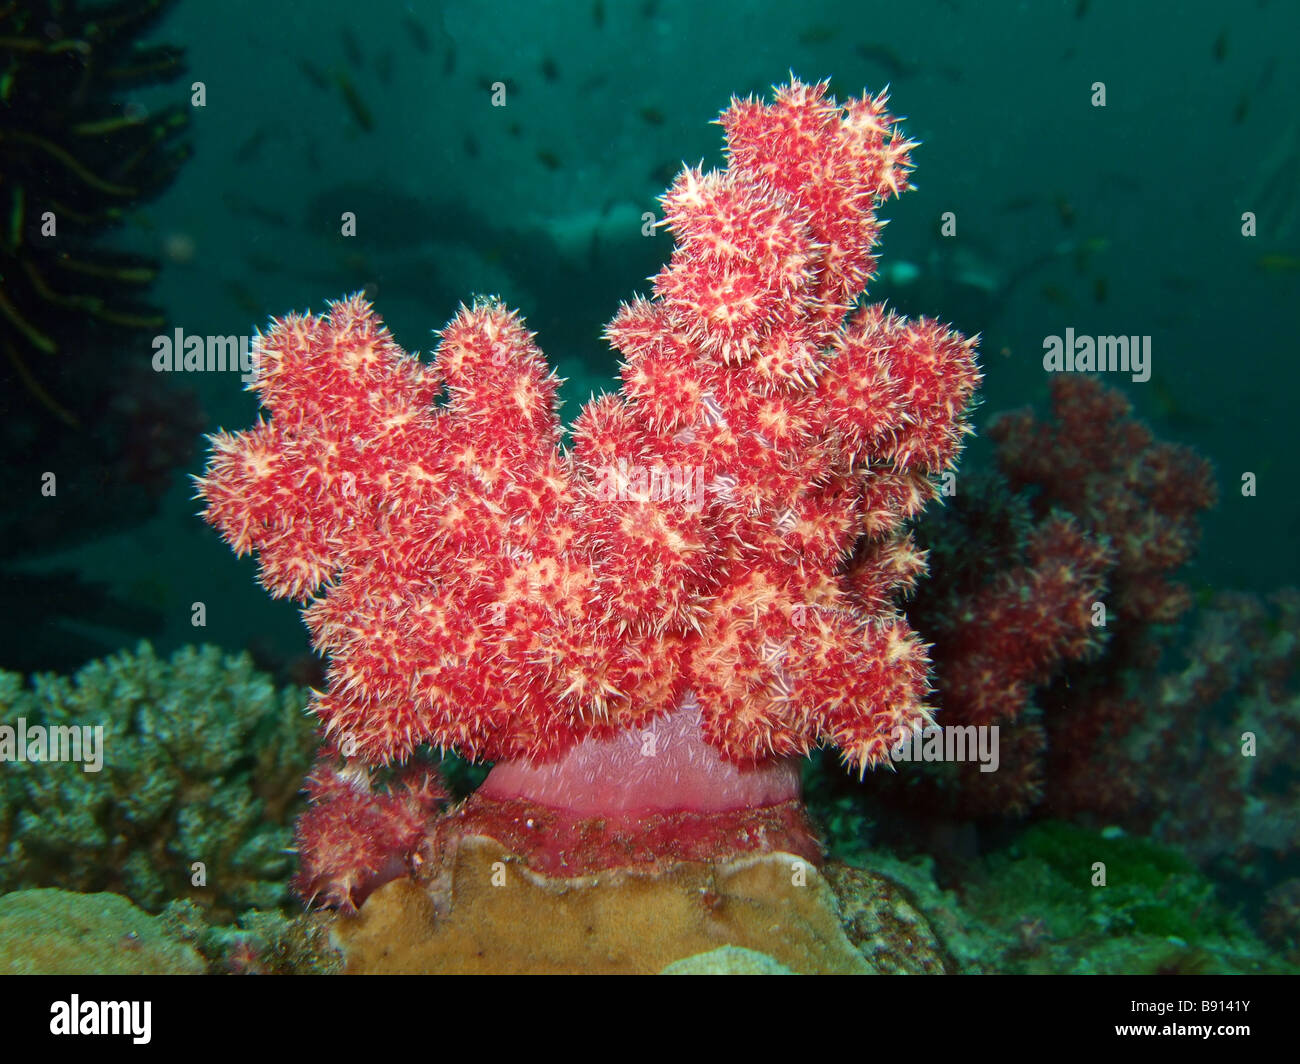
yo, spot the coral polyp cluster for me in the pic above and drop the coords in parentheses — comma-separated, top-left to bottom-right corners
(196, 78, 979, 780)
(888, 376, 1219, 819)
(990, 376, 1217, 626)
(293, 760, 447, 912)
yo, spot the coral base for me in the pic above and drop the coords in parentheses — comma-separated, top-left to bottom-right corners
(426, 792, 821, 878)
(334, 835, 947, 974)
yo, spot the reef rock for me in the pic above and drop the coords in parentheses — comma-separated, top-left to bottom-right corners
(333, 833, 948, 974)
(0, 889, 204, 974)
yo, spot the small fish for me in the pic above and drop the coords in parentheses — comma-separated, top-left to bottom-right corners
(798, 26, 837, 46)
(1075, 0, 1090, 17)
(854, 43, 914, 80)
(335, 72, 375, 132)
(234, 126, 268, 164)
(593, 0, 605, 29)
(1040, 283, 1072, 307)
(1069, 237, 1110, 277)
(1256, 253, 1300, 273)
(298, 59, 329, 91)
(403, 13, 431, 54)
(339, 28, 363, 68)
(1233, 93, 1250, 124)
(649, 160, 679, 187)
(1150, 378, 1213, 430)
(540, 56, 559, 82)
(1255, 55, 1277, 94)
(340, 251, 372, 275)
(223, 279, 264, 318)
(536, 148, 561, 171)
(464, 133, 479, 158)
(1000, 195, 1037, 213)
(1213, 29, 1228, 63)
(638, 105, 665, 126)
(1093, 276, 1108, 303)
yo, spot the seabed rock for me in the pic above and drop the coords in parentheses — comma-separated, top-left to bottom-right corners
(0, 888, 204, 975)
(333, 833, 948, 974)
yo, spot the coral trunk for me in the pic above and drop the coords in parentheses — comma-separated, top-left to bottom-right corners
(479, 695, 801, 813)
(461, 697, 818, 876)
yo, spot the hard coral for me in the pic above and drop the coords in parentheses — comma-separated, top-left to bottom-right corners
(0, 643, 315, 917)
(196, 79, 980, 786)
(333, 844, 949, 974)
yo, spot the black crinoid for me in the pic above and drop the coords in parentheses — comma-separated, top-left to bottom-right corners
(1, 0, 190, 420)
(0, 1, 201, 671)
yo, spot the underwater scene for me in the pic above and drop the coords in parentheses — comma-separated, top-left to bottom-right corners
(1, 0, 1298, 987)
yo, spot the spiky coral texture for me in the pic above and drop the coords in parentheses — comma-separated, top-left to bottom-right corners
(989, 376, 1217, 629)
(196, 79, 979, 774)
(882, 379, 1217, 819)
(293, 760, 446, 913)
(929, 514, 1113, 729)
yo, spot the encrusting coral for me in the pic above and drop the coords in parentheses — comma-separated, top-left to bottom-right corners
(334, 842, 949, 975)
(0, 888, 205, 976)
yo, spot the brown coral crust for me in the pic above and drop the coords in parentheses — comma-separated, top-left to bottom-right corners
(334, 837, 947, 974)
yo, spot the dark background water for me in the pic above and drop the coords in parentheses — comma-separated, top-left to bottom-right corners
(5, 0, 1297, 675)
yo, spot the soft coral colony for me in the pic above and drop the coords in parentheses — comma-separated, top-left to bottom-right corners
(196, 79, 980, 911)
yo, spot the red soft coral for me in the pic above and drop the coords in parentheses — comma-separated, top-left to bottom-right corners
(293, 759, 447, 913)
(196, 79, 979, 781)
